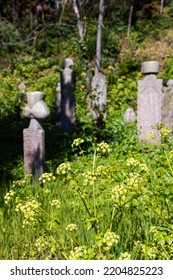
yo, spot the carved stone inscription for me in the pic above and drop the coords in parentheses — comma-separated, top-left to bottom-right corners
(23, 129, 45, 177)
(137, 74, 163, 144)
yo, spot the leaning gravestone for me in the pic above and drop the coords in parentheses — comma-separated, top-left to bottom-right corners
(23, 91, 50, 177)
(137, 61, 163, 144)
(91, 72, 107, 124)
(60, 58, 75, 133)
(55, 82, 61, 126)
(124, 108, 136, 123)
(162, 79, 173, 129)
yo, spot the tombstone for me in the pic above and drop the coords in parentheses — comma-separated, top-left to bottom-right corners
(18, 82, 26, 94)
(60, 58, 76, 133)
(91, 72, 107, 126)
(124, 108, 136, 123)
(162, 79, 173, 129)
(23, 91, 50, 177)
(55, 82, 61, 126)
(137, 61, 163, 144)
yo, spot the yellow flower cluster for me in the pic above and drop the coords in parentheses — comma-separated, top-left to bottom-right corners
(80, 85, 85, 90)
(39, 172, 56, 184)
(68, 246, 94, 260)
(56, 162, 71, 175)
(35, 236, 48, 252)
(146, 131, 157, 140)
(95, 165, 107, 176)
(117, 83, 124, 90)
(71, 138, 84, 148)
(149, 226, 157, 233)
(119, 252, 132, 260)
(102, 231, 120, 248)
(12, 174, 32, 188)
(111, 184, 127, 203)
(107, 65, 114, 70)
(96, 141, 111, 155)
(4, 190, 15, 204)
(83, 172, 97, 186)
(66, 223, 78, 232)
(43, 188, 50, 194)
(133, 240, 142, 249)
(126, 172, 143, 187)
(81, 72, 86, 78)
(15, 199, 41, 227)
(50, 199, 61, 209)
(126, 158, 148, 172)
(160, 127, 172, 138)
(141, 244, 157, 259)
(126, 157, 139, 166)
(112, 173, 144, 206)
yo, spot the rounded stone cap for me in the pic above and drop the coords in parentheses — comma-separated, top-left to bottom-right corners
(27, 91, 45, 108)
(63, 58, 74, 68)
(167, 79, 173, 87)
(141, 61, 160, 74)
(24, 91, 50, 120)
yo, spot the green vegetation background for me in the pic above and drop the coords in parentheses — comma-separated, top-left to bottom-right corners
(1, 0, 173, 260)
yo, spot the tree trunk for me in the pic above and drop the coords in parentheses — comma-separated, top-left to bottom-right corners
(127, 0, 134, 37)
(72, 0, 84, 41)
(95, 0, 104, 75)
(160, 0, 164, 14)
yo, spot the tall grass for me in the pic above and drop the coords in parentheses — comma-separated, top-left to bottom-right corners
(1, 135, 173, 260)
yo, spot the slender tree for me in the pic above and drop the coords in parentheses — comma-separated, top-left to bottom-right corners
(72, 0, 85, 41)
(127, 0, 134, 37)
(95, 0, 104, 75)
(160, 0, 164, 14)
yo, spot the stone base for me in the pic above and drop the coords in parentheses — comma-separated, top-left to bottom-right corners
(23, 128, 45, 177)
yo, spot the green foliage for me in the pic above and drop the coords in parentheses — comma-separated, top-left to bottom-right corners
(1, 135, 173, 259)
(163, 58, 173, 79)
(108, 75, 137, 112)
(1, 0, 173, 261)
(0, 21, 22, 55)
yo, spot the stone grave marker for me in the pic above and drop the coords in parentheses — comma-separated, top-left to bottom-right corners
(124, 108, 136, 123)
(23, 91, 50, 177)
(60, 58, 76, 133)
(162, 79, 173, 129)
(91, 72, 107, 125)
(137, 61, 163, 144)
(55, 82, 61, 126)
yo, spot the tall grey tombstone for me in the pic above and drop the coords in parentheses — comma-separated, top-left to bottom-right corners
(124, 108, 136, 123)
(162, 79, 173, 129)
(60, 58, 75, 133)
(55, 82, 61, 126)
(23, 91, 50, 177)
(91, 72, 107, 124)
(137, 61, 163, 144)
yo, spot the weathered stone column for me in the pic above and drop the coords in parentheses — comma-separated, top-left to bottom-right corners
(55, 82, 61, 126)
(60, 58, 76, 133)
(23, 91, 50, 177)
(162, 79, 173, 129)
(137, 61, 163, 144)
(91, 72, 107, 127)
